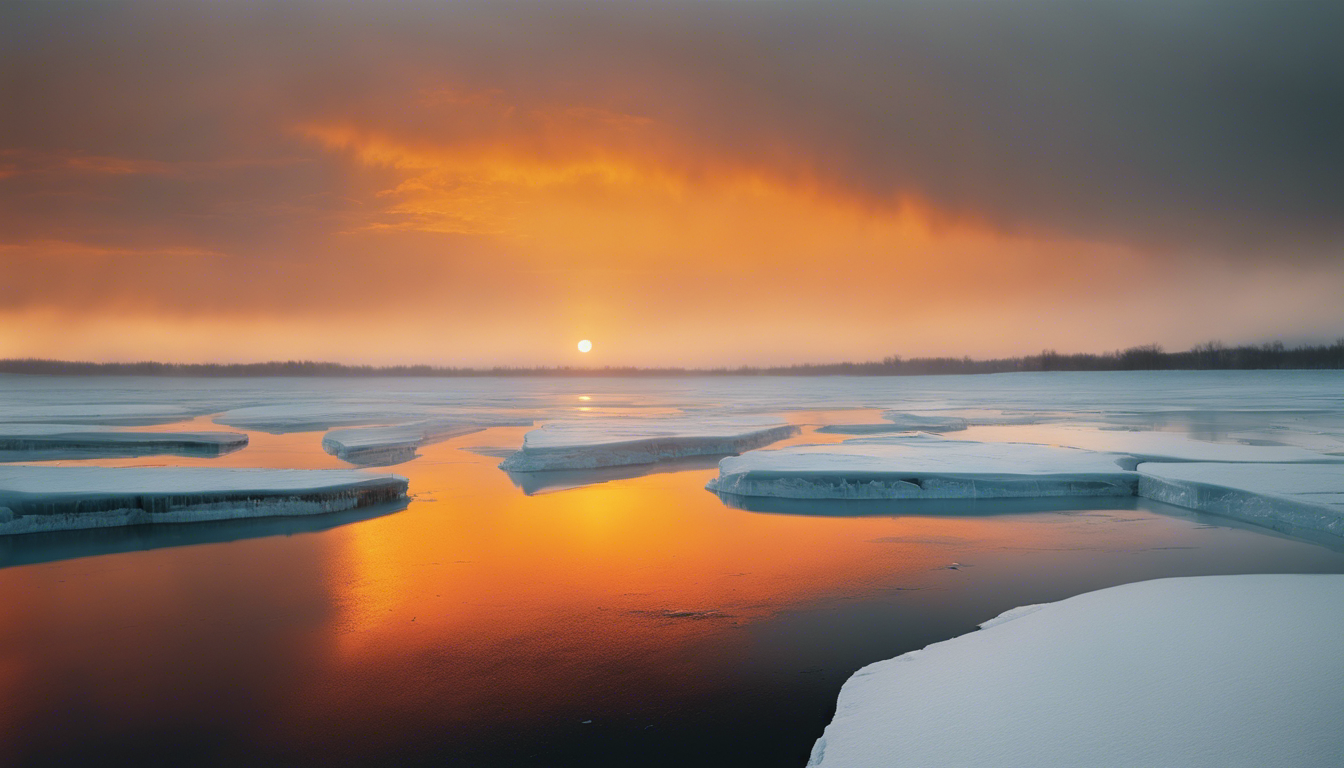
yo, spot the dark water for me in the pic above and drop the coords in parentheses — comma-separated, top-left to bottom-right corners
(2, 419, 1343, 767)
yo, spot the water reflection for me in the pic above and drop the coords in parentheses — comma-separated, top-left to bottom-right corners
(1, 411, 1344, 766)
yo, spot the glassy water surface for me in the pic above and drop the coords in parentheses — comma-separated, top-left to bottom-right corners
(1, 373, 1342, 767)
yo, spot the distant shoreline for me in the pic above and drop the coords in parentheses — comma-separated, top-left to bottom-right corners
(3, 342, 1342, 377)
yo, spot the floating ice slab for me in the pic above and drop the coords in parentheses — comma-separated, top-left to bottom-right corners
(0, 424, 247, 461)
(499, 416, 799, 471)
(707, 434, 1135, 500)
(215, 403, 449, 433)
(0, 467, 407, 535)
(323, 418, 531, 465)
(808, 574, 1344, 768)
(1138, 462, 1344, 537)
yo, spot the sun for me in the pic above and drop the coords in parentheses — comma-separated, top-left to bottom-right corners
(577, 339, 592, 353)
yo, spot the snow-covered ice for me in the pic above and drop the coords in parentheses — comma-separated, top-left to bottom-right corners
(807, 574, 1344, 768)
(322, 418, 531, 465)
(0, 424, 247, 461)
(708, 434, 1135, 500)
(0, 467, 408, 535)
(1138, 462, 1344, 537)
(499, 416, 799, 471)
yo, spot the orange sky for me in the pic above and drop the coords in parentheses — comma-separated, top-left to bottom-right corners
(2, 2, 1341, 366)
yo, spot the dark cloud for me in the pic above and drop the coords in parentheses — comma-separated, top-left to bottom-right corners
(3, 0, 1340, 256)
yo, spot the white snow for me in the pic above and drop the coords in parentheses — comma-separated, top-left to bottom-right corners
(808, 574, 1344, 768)
(322, 417, 531, 465)
(499, 416, 799, 471)
(1138, 462, 1344, 537)
(707, 434, 1135, 500)
(0, 466, 407, 535)
(0, 424, 247, 460)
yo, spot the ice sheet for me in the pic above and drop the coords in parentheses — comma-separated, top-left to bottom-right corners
(809, 574, 1344, 768)
(322, 418, 531, 465)
(0, 466, 408, 535)
(0, 424, 247, 460)
(1138, 462, 1344, 537)
(499, 416, 799, 471)
(707, 434, 1136, 500)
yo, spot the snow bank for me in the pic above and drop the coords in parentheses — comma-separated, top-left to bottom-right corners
(0, 424, 247, 461)
(708, 434, 1135, 500)
(1138, 462, 1344, 537)
(499, 416, 799, 471)
(322, 417, 531, 465)
(0, 466, 408, 535)
(808, 574, 1344, 768)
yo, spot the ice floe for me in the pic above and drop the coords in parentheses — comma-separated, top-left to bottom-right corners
(0, 424, 247, 461)
(0, 467, 407, 535)
(322, 418, 531, 465)
(707, 434, 1136, 500)
(499, 416, 799, 471)
(808, 574, 1344, 768)
(878, 412, 969, 432)
(1138, 462, 1344, 537)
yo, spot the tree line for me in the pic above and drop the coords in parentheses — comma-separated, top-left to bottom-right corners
(1, 340, 1342, 378)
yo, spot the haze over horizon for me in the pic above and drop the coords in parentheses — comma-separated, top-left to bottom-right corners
(3, 1, 1342, 367)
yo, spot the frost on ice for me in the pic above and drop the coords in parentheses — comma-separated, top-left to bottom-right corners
(499, 416, 799, 472)
(322, 417, 532, 466)
(0, 467, 408, 535)
(0, 424, 248, 461)
(707, 434, 1136, 500)
(808, 575, 1344, 768)
(1138, 462, 1344, 538)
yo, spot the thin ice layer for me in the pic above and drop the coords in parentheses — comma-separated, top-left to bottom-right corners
(322, 418, 531, 465)
(499, 416, 799, 471)
(809, 575, 1344, 768)
(1137, 462, 1344, 537)
(0, 424, 247, 460)
(707, 434, 1135, 499)
(0, 466, 407, 535)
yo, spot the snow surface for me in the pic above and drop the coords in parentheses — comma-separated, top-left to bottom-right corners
(808, 574, 1344, 768)
(708, 434, 1135, 500)
(0, 424, 247, 460)
(322, 417, 531, 465)
(1138, 462, 1344, 537)
(0, 467, 407, 535)
(499, 416, 799, 471)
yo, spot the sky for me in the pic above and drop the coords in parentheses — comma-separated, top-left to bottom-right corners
(2, 0, 1342, 367)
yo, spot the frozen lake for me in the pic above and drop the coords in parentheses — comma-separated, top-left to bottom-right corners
(0, 371, 1342, 766)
